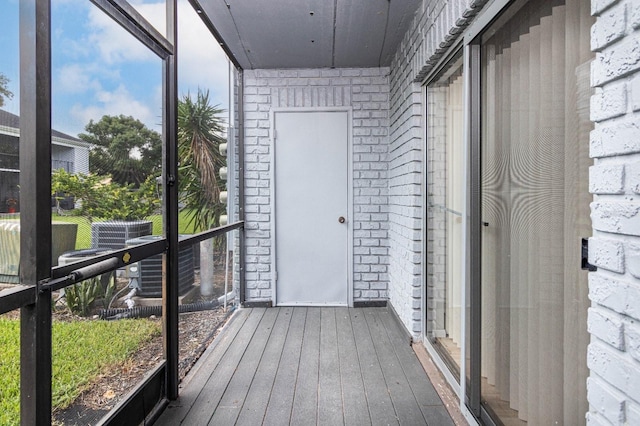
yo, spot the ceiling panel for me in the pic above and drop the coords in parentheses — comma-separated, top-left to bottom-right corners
(230, 0, 334, 69)
(333, 0, 390, 67)
(197, 0, 422, 69)
(195, 0, 252, 68)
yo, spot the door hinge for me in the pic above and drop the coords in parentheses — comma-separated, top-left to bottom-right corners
(274, 271, 278, 282)
(581, 238, 597, 271)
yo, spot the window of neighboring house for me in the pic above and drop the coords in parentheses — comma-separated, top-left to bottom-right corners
(0, 136, 19, 170)
(478, 0, 594, 423)
(425, 52, 465, 381)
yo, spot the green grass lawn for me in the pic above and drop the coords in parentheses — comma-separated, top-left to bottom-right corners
(52, 210, 200, 250)
(0, 317, 161, 425)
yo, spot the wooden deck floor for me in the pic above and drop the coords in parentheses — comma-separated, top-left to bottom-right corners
(155, 307, 454, 425)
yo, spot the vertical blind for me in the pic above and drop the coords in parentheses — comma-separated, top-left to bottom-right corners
(480, 0, 593, 423)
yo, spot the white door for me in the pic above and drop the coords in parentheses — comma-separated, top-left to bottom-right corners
(274, 110, 349, 306)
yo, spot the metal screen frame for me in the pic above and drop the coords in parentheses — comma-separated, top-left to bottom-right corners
(7, 1, 246, 424)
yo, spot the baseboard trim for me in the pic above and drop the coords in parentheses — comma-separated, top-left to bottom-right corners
(353, 300, 387, 308)
(242, 300, 273, 308)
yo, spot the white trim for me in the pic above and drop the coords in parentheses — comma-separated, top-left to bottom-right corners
(51, 137, 92, 149)
(0, 126, 91, 149)
(270, 106, 354, 308)
(0, 126, 19, 137)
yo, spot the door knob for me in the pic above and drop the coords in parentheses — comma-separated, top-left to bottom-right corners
(338, 216, 345, 224)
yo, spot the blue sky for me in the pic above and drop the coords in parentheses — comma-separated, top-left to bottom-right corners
(0, 0, 230, 137)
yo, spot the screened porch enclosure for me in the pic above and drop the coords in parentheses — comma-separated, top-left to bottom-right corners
(0, 0, 458, 425)
(0, 1, 245, 424)
(3, 0, 601, 423)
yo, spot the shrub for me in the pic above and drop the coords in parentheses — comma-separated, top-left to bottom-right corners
(52, 169, 160, 221)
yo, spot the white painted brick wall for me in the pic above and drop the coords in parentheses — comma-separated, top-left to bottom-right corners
(589, 237, 625, 273)
(590, 119, 640, 157)
(588, 307, 625, 349)
(587, 376, 626, 424)
(241, 68, 390, 304)
(589, 0, 640, 421)
(589, 163, 625, 193)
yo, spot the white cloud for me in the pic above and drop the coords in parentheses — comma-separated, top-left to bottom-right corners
(69, 84, 162, 132)
(87, 5, 157, 64)
(177, 1, 229, 104)
(55, 63, 105, 94)
(83, 0, 229, 102)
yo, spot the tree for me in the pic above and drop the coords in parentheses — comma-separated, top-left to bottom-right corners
(178, 90, 226, 231)
(80, 115, 162, 187)
(0, 73, 14, 107)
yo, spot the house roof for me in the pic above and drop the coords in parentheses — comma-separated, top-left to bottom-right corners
(0, 109, 90, 147)
(194, 0, 422, 69)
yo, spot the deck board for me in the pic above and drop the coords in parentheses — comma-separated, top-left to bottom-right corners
(156, 308, 251, 425)
(235, 307, 293, 425)
(365, 309, 427, 425)
(290, 307, 321, 425)
(180, 308, 266, 425)
(336, 309, 371, 426)
(262, 307, 307, 425)
(154, 307, 455, 426)
(318, 308, 344, 425)
(350, 308, 400, 425)
(379, 310, 456, 426)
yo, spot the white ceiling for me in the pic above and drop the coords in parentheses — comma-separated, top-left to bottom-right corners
(195, 0, 422, 69)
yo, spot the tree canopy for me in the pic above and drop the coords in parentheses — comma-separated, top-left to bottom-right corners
(0, 73, 14, 107)
(80, 115, 162, 187)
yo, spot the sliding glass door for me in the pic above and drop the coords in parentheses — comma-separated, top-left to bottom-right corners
(424, 0, 594, 423)
(479, 0, 593, 423)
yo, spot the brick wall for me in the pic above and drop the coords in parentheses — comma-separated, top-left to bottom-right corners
(587, 0, 640, 422)
(241, 68, 390, 303)
(387, 0, 486, 337)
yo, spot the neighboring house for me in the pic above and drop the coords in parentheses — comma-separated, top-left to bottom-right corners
(196, 0, 640, 423)
(0, 109, 90, 212)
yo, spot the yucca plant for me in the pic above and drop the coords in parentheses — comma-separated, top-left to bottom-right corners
(65, 278, 101, 316)
(177, 90, 227, 232)
(64, 275, 116, 317)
